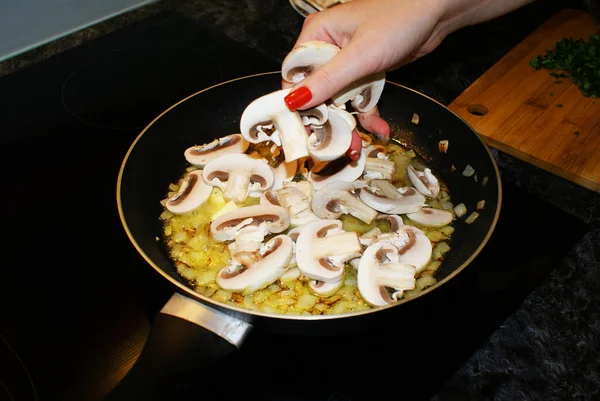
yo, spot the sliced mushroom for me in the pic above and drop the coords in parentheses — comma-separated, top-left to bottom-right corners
(307, 105, 355, 161)
(364, 145, 395, 180)
(359, 227, 382, 247)
(332, 71, 386, 113)
(296, 219, 362, 283)
(281, 41, 341, 83)
(259, 190, 280, 207)
(272, 159, 298, 191)
(358, 214, 404, 247)
(406, 208, 454, 227)
(357, 241, 416, 307)
(299, 104, 328, 126)
(240, 89, 308, 163)
(408, 166, 440, 198)
(377, 226, 433, 272)
(276, 186, 321, 227)
(184, 134, 249, 167)
(312, 180, 378, 224)
(203, 154, 274, 203)
(217, 234, 293, 293)
(358, 179, 426, 214)
(210, 204, 290, 242)
(308, 150, 366, 190)
(309, 278, 344, 297)
(166, 170, 213, 214)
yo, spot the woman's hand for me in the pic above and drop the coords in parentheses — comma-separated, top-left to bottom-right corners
(282, 0, 535, 138)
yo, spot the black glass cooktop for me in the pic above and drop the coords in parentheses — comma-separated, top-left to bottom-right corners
(0, 12, 588, 401)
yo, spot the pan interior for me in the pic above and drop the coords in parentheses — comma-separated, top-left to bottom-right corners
(118, 72, 500, 317)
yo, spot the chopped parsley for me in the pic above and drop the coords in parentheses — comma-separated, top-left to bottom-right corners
(530, 34, 600, 98)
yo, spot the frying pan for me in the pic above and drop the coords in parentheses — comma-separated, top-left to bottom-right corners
(110, 72, 501, 400)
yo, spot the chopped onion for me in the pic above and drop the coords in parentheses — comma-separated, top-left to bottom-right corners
(454, 202, 467, 217)
(465, 211, 480, 224)
(477, 200, 486, 210)
(451, 164, 456, 172)
(482, 176, 489, 187)
(438, 140, 449, 153)
(462, 165, 475, 177)
(411, 113, 420, 124)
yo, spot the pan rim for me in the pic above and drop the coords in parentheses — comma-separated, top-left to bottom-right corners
(116, 71, 503, 322)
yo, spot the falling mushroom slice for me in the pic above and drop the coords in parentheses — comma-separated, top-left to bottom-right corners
(332, 71, 386, 113)
(203, 153, 274, 204)
(296, 219, 362, 283)
(281, 41, 341, 84)
(309, 278, 344, 297)
(308, 150, 367, 190)
(358, 179, 426, 214)
(166, 170, 213, 214)
(357, 242, 416, 307)
(240, 89, 309, 162)
(217, 234, 294, 293)
(307, 105, 355, 161)
(312, 180, 378, 224)
(184, 134, 249, 167)
(407, 166, 440, 198)
(406, 208, 454, 228)
(210, 204, 290, 242)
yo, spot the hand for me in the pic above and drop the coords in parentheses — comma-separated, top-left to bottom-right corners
(282, 0, 535, 138)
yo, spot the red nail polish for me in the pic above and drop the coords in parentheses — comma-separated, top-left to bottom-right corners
(284, 87, 312, 111)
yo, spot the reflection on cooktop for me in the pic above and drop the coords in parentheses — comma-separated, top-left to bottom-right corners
(0, 11, 588, 401)
(61, 44, 223, 130)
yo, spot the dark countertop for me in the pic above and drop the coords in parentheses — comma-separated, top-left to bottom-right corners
(2, 0, 599, 400)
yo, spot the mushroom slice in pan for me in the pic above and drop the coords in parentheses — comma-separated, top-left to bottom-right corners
(272, 159, 298, 191)
(240, 89, 309, 163)
(358, 214, 404, 247)
(309, 278, 344, 297)
(307, 105, 354, 162)
(358, 179, 426, 214)
(203, 153, 274, 204)
(281, 41, 341, 83)
(296, 219, 362, 283)
(308, 150, 366, 190)
(406, 208, 454, 228)
(210, 204, 290, 242)
(377, 225, 433, 273)
(166, 170, 213, 214)
(217, 234, 294, 293)
(364, 145, 395, 180)
(184, 134, 249, 167)
(260, 190, 281, 207)
(357, 241, 416, 307)
(407, 166, 440, 198)
(332, 71, 386, 113)
(276, 186, 321, 227)
(312, 180, 378, 224)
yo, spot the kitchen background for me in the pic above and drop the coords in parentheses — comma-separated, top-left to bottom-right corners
(0, 0, 598, 400)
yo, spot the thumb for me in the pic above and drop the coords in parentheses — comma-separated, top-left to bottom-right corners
(284, 40, 377, 111)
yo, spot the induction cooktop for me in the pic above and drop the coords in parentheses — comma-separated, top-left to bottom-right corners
(0, 12, 588, 401)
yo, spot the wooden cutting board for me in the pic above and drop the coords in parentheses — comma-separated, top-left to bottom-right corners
(448, 9, 600, 192)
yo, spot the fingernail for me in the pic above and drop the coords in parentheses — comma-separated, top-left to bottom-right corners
(284, 87, 312, 111)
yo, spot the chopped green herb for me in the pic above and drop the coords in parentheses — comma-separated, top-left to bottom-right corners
(549, 92, 555, 96)
(574, 131, 581, 135)
(530, 34, 600, 98)
(554, 81, 563, 84)
(557, 103, 564, 108)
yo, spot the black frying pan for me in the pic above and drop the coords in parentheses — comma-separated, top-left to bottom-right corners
(110, 72, 501, 400)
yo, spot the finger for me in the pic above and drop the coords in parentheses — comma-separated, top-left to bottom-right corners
(358, 106, 391, 141)
(281, 79, 294, 89)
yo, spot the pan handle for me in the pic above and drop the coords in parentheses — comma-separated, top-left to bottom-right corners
(104, 293, 253, 401)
